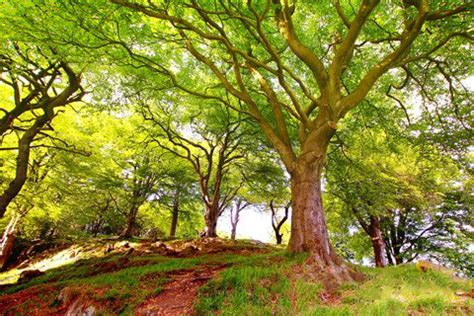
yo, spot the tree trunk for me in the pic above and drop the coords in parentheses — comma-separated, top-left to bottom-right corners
(0, 214, 19, 271)
(0, 116, 46, 217)
(121, 204, 139, 238)
(288, 161, 362, 284)
(369, 216, 386, 267)
(169, 198, 179, 237)
(270, 200, 289, 245)
(203, 204, 219, 238)
(275, 233, 283, 245)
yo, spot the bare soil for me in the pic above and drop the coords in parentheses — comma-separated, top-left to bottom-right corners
(135, 263, 229, 316)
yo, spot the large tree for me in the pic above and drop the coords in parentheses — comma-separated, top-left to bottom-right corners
(0, 43, 83, 217)
(7, 0, 472, 281)
(107, 0, 472, 281)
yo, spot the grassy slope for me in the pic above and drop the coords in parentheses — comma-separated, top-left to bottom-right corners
(0, 241, 472, 315)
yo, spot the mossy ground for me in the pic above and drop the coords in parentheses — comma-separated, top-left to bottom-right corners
(0, 240, 472, 315)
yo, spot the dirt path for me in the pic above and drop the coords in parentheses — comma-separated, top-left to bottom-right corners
(135, 263, 228, 316)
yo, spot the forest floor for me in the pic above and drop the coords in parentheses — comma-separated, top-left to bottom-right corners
(0, 238, 472, 315)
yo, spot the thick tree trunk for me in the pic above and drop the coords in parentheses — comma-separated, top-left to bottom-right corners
(288, 161, 362, 284)
(0, 119, 43, 217)
(203, 204, 219, 238)
(169, 199, 179, 237)
(369, 216, 386, 267)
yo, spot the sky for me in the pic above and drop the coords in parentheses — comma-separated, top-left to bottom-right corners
(217, 206, 280, 243)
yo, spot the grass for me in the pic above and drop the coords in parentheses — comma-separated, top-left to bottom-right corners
(196, 253, 473, 316)
(0, 241, 472, 315)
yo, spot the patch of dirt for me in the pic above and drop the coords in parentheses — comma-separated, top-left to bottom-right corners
(135, 263, 229, 316)
(318, 291, 342, 306)
(0, 284, 63, 315)
(144, 238, 273, 258)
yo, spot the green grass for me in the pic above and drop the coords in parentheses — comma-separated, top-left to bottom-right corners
(196, 253, 473, 316)
(0, 242, 472, 315)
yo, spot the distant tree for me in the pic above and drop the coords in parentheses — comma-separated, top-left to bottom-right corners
(141, 101, 251, 237)
(120, 155, 160, 238)
(270, 200, 291, 245)
(327, 127, 472, 271)
(229, 197, 250, 241)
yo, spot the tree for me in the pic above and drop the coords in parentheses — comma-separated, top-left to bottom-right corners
(270, 200, 291, 245)
(152, 160, 199, 238)
(6, 0, 472, 281)
(229, 196, 250, 240)
(0, 43, 83, 217)
(326, 124, 472, 271)
(142, 101, 250, 237)
(103, 0, 473, 281)
(120, 155, 160, 238)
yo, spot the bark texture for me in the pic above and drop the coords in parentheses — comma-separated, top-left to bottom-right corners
(369, 216, 387, 267)
(0, 214, 19, 271)
(288, 160, 363, 284)
(169, 192, 180, 237)
(203, 204, 219, 238)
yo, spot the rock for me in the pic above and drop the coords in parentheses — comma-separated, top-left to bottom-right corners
(178, 244, 200, 257)
(18, 269, 45, 283)
(16, 259, 30, 269)
(123, 247, 134, 256)
(416, 260, 446, 273)
(66, 299, 96, 316)
(455, 289, 474, 298)
(58, 287, 97, 316)
(151, 241, 168, 252)
(104, 244, 114, 254)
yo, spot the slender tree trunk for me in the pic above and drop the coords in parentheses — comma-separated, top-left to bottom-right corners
(121, 204, 139, 238)
(230, 206, 238, 240)
(288, 160, 362, 283)
(169, 196, 179, 237)
(270, 200, 289, 245)
(275, 233, 283, 245)
(229, 204, 239, 240)
(0, 214, 19, 271)
(230, 224, 237, 240)
(369, 216, 386, 267)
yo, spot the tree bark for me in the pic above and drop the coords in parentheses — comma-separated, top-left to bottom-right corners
(121, 204, 139, 238)
(0, 214, 19, 271)
(288, 160, 362, 284)
(230, 223, 237, 240)
(270, 200, 289, 245)
(369, 216, 386, 267)
(0, 113, 50, 217)
(203, 204, 219, 238)
(169, 193, 179, 237)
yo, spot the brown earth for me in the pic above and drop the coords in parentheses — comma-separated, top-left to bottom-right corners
(135, 263, 229, 316)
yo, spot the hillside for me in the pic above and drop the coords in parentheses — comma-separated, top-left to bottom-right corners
(0, 239, 472, 315)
